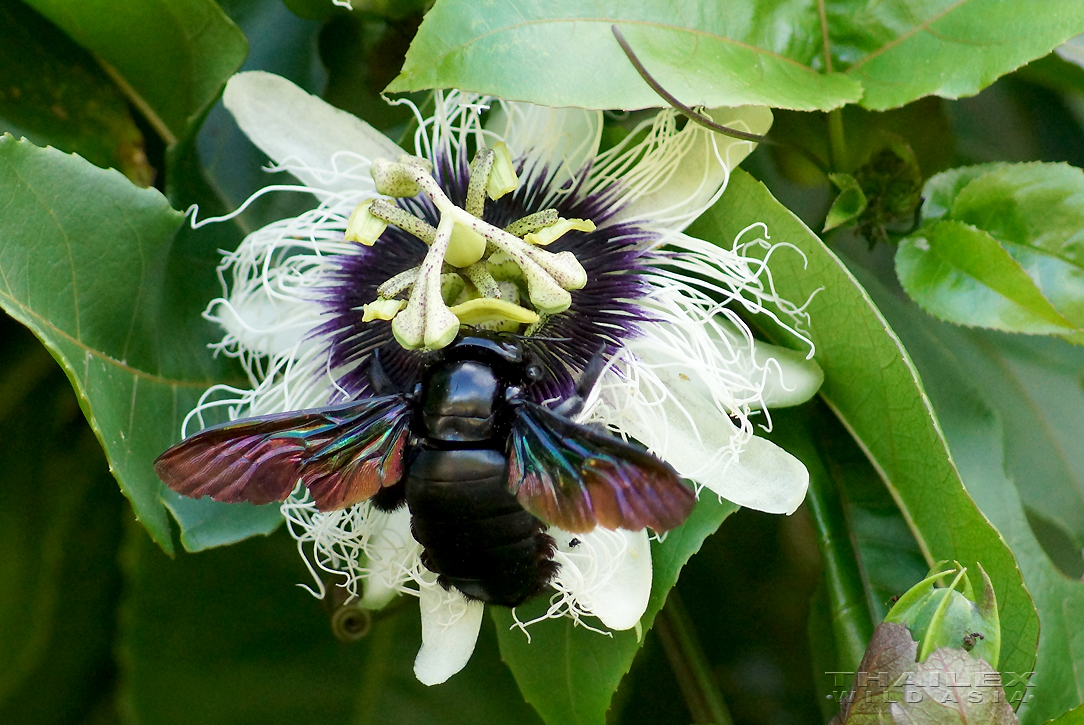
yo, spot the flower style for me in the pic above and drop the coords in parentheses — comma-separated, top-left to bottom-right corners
(184, 71, 822, 686)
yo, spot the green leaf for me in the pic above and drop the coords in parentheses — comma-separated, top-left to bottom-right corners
(686, 169, 1040, 706)
(0, 137, 262, 554)
(969, 334, 1084, 557)
(491, 496, 738, 725)
(389, 0, 1084, 112)
(841, 1, 1084, 111)
(1041, 703, 1084, 725)
(120, 527, 540, 725)
(824, 173, 868, 232)
(22, 0, 248, 144)
(920, 164, 1009, 222)
(767, 405, 875, 673)
(0, 322, 124, 722)
(0, 2, 153, 186)
(899, 163, 1084, 340)
(795, 397, 928, 721)
(162, 491, 282, 552)
(852, 274, 1084, 723)
(770, 402, 930, 669)
(952, 164, 1084, 328)
(388, 0, 863, 111)
(897, 220, 1078, 334)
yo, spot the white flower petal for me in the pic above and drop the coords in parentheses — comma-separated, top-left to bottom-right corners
(223, 71, 404, 193)
(707, 318, 823, 408)
(718, 434, 809, 515)
(413, 583, 484, 686)
(754, 341, 824, 408)
(211, 291, 323, 358)
(611, 106, 773, 231)
(601, 335, 809, 514)
(359, 507, 417, 610)
(486, 101, 602, 190)
(552, 527, 652, 631)
(621, 378, 807, 513)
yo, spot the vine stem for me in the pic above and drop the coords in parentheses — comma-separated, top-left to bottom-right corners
(827, 111, 848, 172)
(818, 0, 848, 170)
(655, 591, 734, 725)
(803, 413, 875, 671)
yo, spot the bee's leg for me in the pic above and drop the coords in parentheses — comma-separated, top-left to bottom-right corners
(553, 343, 608, 418)
(369, 348, 399, 395)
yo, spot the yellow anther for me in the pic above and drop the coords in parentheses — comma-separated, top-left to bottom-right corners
(525, 218, 596, 246)
(345, 200, 389, 246)
(449, 298, 540, 326)
(486, 142, 519, 200)
(445, 223, 486, 267)
(362, 299, 406, 322)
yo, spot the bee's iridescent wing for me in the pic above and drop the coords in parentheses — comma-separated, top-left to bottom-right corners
(507, 401, 695, 534)
(154, 396, 411, 511)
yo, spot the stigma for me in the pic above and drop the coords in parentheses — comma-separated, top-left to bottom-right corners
(349, 147, 593, 351)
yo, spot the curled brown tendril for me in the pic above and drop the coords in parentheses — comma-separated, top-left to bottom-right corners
(611, 25, 774, 145)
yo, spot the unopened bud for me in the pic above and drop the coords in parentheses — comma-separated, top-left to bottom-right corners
(885, 561, 1000, 668)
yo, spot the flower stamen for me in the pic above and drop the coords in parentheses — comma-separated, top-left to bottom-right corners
(504, 208, 559, 237)
(465, 262, 501, 299)
(486, 142, 518, 200)
(368, 199, 437, 244)
(465, 148, 495, 217)
(377, 266, 424, 298)
(525, 217, 596, 246)
(345, 200, 388, 246)
(362, 153, 594, 347)
(448, 298, 539, 326)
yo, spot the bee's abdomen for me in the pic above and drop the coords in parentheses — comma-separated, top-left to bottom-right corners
(406, 447, 558, 607)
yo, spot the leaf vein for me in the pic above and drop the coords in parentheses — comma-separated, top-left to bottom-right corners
(415, 16, 828, 77)
(847, 0, 971, 72)
(0, 288, 237, 389)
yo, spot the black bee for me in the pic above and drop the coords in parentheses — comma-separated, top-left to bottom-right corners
(155, 332, 695, 607)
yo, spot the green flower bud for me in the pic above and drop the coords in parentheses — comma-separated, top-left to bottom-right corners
(884, 561, 1000, 668)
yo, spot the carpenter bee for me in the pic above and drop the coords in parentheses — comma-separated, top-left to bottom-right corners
(155, 331, 695, 607)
